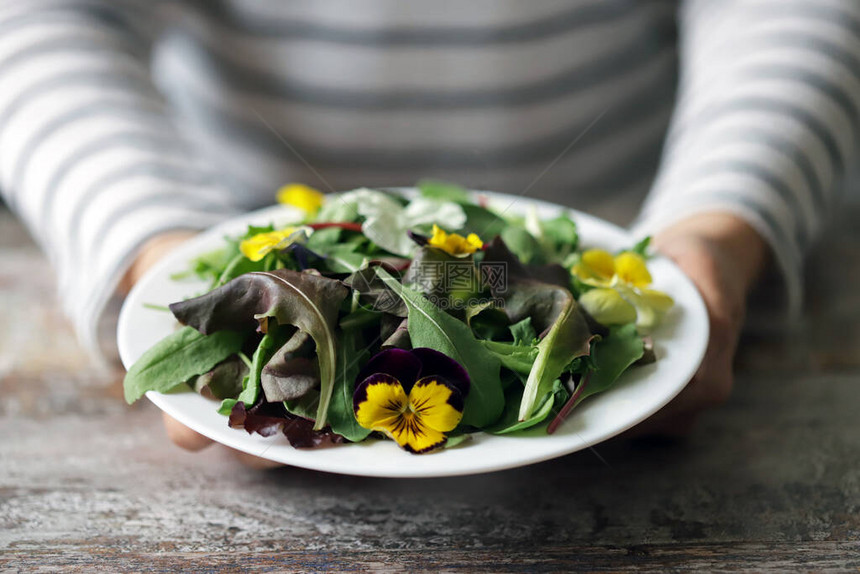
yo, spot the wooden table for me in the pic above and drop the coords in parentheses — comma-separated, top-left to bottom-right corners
(1, 205, 859, 572)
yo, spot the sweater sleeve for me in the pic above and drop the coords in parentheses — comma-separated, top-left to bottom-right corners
(633, 0, 860, 315)
(0, 1, 240, 360)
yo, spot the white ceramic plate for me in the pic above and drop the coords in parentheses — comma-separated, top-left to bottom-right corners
(118, 191, 708, 478)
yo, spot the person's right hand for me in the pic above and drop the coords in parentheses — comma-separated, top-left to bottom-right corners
(121, 231, 282, 469)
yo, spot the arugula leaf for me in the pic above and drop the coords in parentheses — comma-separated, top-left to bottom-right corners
(629, 236, 652, 258)
(509, 317, 537, 346)
(480, 340, 537, 377)
(123, 326, 246, 404)
(376, 268, 505, 428)
(169, 269, 349, 430)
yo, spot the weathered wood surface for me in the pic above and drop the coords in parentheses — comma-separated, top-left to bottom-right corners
(2, 207, 859, 573)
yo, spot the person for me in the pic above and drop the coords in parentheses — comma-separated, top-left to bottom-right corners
(2, 1, 857, 460)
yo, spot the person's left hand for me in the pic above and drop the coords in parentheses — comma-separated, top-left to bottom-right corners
(633, 212, 768, 435)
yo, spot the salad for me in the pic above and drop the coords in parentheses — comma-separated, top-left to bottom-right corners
(123, 182, 674, 454)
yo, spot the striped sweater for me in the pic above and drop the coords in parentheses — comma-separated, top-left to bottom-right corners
(1, 0, 858, 358)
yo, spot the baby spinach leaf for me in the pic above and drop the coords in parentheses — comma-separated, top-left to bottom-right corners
(326, 328, 373, 442)
(417, 179, 471, 204)
(236, 329, 279, 406)
(169, 269, 349, 429)
(308, 243, 365, 273)
(536, 214, 579, 262)
(486, 379, 567, 434)
(444, 434, 472, 449)
(123, 326, 246, 404)
(305, 226, 343, 248)
(500, 225, 542, 264)
(377, 268, 505, 428)
(460, 204, 508, 237)
(577, 323, 644, 403)
(547, 324, 644, 433)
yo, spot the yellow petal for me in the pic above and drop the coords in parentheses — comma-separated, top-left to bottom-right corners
(384, 413, 447, 454)
(426, 224, 482, 257)
(614, 285, 671, 332)
(354, 374, 408, 430)
(572, 249, 616, 284)
(639, 288, 674, 312)
(465, 233, 484, 251)
(239, 227, 297, 262)
(408, 378, 464, 433)
(276, 183, 325, 214)
(614, 252, 652, 287)
(579, 288, 637, 325)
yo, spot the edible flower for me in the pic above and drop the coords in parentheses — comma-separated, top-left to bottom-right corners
(277, 183, 325, 215)
(353, 348, 470, 454)
(427, 224, 483, 257)
(572, 249, 673, 330)
(239, 226, 309, 262)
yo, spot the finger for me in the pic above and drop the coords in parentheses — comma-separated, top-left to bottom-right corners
(227, 447, 286, 470)
(162, 412, 214, 451)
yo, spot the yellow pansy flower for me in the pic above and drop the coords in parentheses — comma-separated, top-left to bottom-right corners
(276, 183, 325, 215)
(239, 226, 308, 262)
(426, 224, 483, 257)
(353, 348, 470, 454)
(572, 248, 673, 331)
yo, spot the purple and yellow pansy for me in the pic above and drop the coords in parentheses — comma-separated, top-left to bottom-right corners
(353, 348, 470, 454)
